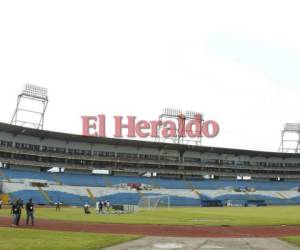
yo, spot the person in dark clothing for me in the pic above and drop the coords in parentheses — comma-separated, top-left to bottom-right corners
(99, 201, 103, 213)
(16, 199, 23, 226)
(11, 200, 22, 226)
(83, 202, 90, 214)
(26, 198, 34, 226)
(55, 201, 61, 211)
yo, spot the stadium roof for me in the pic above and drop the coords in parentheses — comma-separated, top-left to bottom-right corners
(0, 122, 299, 158)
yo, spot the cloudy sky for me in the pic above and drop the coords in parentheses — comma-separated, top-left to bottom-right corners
(0, 0, 300, 152)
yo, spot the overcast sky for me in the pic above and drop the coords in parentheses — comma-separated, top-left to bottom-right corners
(1, 0, 300, 152)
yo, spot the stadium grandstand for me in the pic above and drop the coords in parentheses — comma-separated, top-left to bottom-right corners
(1, 122, 300, 207)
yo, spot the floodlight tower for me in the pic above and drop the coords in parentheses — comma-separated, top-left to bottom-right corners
(155, 108, 202, 145)
(185, 110, 202, 145)
(279, 123, 300, 153)
(11, 84, 49, 129)
(156, 108, 184, 144)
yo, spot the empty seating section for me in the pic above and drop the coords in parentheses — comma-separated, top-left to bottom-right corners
(2, 168, 300, 206)
(8, 190, 91, 206)
(187, 179, 299, 190)
(48, 191, 83, 206)
(50, 174, 300, 190)
(57, 174, 106, 187)
(168, 196, 201, 206)
(8, 190, 49, 204)
(2, 169, 299, 190)
(3, 169, 55, 182)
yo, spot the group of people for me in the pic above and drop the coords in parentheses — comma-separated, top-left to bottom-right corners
(83, 200, 111, 214)
(11, 198, 34, 226)
(96, 200, 110, 213)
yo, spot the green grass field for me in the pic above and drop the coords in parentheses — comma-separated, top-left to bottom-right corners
(0, 227, 138, 250)
(1, 207, 300, 249)
(281, 236, 300, 247)
(1, 206, 300, 226)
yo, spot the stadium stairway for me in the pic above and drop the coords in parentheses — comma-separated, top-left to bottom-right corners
(183, 179, 202, 201)
(37, 187, 53, 204)
(86, 188, 96, 205)
(277, 192, 289, 200)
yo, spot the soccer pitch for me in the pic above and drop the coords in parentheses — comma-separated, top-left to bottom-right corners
(0, 227, 139, 250)
(1, 206, 300, 226)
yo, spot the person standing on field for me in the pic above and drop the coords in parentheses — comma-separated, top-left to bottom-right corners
(26, 198, 34, 226)
(11, 199, 22, 226)
(16, 199, 23, 226)
(99, 200, 104, 213)
(106, 200, 110, 213)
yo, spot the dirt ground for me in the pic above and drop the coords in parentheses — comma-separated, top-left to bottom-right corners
(1, 216, 300, 237)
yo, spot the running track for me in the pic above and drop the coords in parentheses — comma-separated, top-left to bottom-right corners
(1, 216, 300, 237)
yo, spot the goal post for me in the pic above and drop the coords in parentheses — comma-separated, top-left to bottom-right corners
(138, 195, 170, 209)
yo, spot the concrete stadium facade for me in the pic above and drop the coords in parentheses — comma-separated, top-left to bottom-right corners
(0, 122, 300, 179)
(0, 122, 300, 206)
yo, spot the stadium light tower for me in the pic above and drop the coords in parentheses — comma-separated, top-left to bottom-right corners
(279, 123, 300, 153)
(11, 84, 49, 130)
(156, 108, 183, 144)
(155, 108, 202, 145)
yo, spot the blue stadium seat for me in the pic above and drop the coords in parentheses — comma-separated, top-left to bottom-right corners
(2, 168, 300, 206)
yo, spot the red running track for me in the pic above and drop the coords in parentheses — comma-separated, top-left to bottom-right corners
(1, 216, 300, 237)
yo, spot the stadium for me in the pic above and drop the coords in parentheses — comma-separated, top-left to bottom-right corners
(3, 1, 300, 248)
(1, 121, 300, 208)
(1, 85, 300, 249)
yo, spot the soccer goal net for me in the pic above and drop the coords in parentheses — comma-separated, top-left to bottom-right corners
(138, 195, 170, 209)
